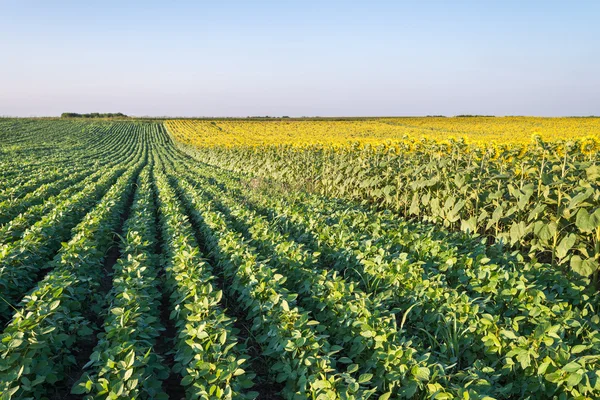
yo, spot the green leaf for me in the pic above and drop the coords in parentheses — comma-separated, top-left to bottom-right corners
(516, 349, 530, 369)
(280, 299, 289, 312)
(545, 371, 564, 383)
(312, 380, 330, 390)
(538, 361, 551, 375)
(562, 361, 582, 373)
(566, 372, 583, 388)
(181, 375, 194, 386)
(509, 221, 527, 245)
(586, 165, 600, 180)
(570, 256, 598, 277)
(575, 208, 600, 233)
(71, 382, 89, 394)
(125, 350, 136, 368)
(500, 330, 517, 340)
(571, 345, 587, 354)
(358, 373, 373, 384)
(555, 233, 577, 260)
(413, 366, 430, 381)
(359, 330, 374, 338)
(347, 364, 359, 374)
(460, 216, 477, 233)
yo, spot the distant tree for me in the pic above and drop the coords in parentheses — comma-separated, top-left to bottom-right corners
(61, 112, 128, 118)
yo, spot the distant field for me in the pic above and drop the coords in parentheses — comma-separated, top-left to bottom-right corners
(166, 117, 600, 147)
(1, 118, 599, 399)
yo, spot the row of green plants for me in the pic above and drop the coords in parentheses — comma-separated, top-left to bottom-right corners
(172, 153, 600, 399)
(0, 119, 149, 179)
(170, 160, 444, 399)
(176, 137, 600, 279)
(0, 154, 112, 204)
(166, 150, 490, 398)
(0, 157, 146, 398)
(159, 151, 372, 399)
(0, 136, 148, 323)
(0, 119, 86, 162)
(153, 153, 256, 399)
(0, 120, 125, 186)
(0, 130, 142, 246)
(0, 125, 142, 229)
(1, 120, 598, 399)
(1, 168, 101, 226)
(71, 166, 169, 398)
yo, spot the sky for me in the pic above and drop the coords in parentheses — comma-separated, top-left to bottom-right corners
(1, 0, 599, 117)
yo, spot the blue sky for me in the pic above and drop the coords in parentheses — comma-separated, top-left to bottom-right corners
(1, 0, 598, 117)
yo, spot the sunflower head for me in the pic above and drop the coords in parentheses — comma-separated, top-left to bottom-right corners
(580, 137, 598, 155)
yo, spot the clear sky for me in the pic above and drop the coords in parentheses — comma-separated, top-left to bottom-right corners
(1, 0, 598, 117)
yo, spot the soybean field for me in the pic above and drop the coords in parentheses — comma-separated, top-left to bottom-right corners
(1, 118, 600, 400)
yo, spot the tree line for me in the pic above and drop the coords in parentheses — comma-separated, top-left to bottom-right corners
(61, 113, 128, 118)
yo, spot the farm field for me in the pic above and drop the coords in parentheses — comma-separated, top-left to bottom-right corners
(0, 117, 599, 399)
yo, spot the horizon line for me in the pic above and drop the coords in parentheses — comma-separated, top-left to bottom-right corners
(1, 114, 600, 119)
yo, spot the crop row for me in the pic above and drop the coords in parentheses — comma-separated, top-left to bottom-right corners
(0, 124, 144, 229)
(0, 158, 145, 397)
(1, 119, 598, 399)
(158, 148, 387, 399)
(0, 132, 149, 323)
(153, 151, 256, 399)
(162, 146, 600, 399)
(71, 166, 168, 398)
(170, 125, 600, 281)
(0, 120, 127, 187)
(0, 129, 143, 246)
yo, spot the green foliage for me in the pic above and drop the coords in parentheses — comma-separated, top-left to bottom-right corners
(171, 155, 600, 399)
(153, 157, 256, 399)
(1, 120, 599, 399)
(0, 161, 144, 398)
(179, 137, 600, 281)
(71, 167, 169, 398)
